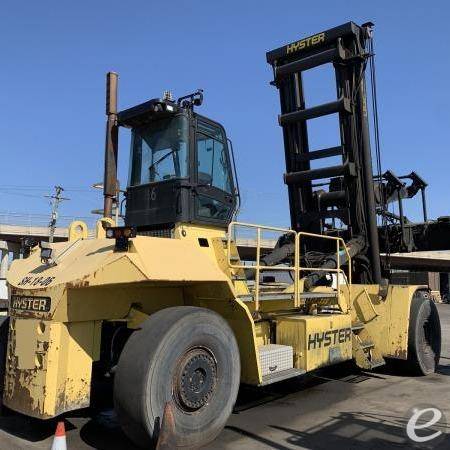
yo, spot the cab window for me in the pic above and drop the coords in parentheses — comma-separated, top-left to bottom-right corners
(128, 116, 189, 186)
(196, 120, 233, 220)
(196, 121, 232, 193)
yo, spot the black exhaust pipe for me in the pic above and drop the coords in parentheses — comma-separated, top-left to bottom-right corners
(103, 72, 119, 218)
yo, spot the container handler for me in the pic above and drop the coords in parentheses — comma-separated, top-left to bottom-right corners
(2, 21, 441, 448)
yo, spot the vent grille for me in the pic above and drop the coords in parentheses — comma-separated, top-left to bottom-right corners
(137, 228, 174, 239)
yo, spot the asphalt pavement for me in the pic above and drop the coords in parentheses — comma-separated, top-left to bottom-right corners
(0, 304, 448, 449)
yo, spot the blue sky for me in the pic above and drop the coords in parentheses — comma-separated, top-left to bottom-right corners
(1, 1, 449, 227)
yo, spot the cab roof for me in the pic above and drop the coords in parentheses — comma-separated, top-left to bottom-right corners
(117, 98, 181, 128)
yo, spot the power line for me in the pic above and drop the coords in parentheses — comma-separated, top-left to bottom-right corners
(0, 184, 100, 193)
(0, 210, 96, 220)
(0, 191, 45, 199)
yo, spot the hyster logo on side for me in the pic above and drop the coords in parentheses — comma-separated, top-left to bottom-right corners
(308, 327, 352, 350)
(286, 32, 325, 55)
(10, 295, 51, 312)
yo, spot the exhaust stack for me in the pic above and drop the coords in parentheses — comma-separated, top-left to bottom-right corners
(103, 72, 119, 218)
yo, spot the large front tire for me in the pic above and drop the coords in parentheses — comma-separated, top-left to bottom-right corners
(114, 306, 240, 448)
(405, 290, 441, 375)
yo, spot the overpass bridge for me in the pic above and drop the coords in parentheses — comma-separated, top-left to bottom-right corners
(0, 223, 70, 244)
(0, 212, 96, 245)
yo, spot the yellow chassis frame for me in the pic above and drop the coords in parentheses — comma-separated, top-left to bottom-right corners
(3, 220, 421, 418)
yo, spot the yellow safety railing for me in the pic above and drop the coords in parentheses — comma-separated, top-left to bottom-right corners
(227, 222, 352, 312)
(228, 222, 298, 311)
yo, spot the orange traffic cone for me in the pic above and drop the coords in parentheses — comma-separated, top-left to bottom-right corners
(51, 421, 67, 450)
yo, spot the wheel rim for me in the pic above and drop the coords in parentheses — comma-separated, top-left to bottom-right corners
(173, 347, 218, 412)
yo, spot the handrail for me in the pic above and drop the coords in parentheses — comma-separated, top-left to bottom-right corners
(227, 222, 352, 312)
(298, 232, 352, 312)
(228, 222, 297, 311)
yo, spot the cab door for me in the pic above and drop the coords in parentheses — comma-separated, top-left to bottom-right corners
(194, 117, 237, 227)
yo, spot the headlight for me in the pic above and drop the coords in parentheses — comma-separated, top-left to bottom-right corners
(105, 226, 136, 251)
(39, 242, 55, 265)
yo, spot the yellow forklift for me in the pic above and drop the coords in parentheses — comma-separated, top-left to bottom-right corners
(2, 21, 441, 448)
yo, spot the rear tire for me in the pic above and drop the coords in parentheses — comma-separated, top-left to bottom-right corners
(114, 306, 240, 448)
(405, 290, 441, 375)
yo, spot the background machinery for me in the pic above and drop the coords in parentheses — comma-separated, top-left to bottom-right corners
(2, 21, 442, 449)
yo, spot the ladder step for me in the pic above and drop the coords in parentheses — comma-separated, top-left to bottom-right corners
(284, 162, 355, 185)
(369, 358, 386, 369)
(232, 276, 247, 282)
(295, 146, 343, 163)
(260, 368, 306, 386)
(361, 340, 375, 350)
(278, 97, 352, 126)
(274, 42, 345, 80)
(351, 322, 365, 331)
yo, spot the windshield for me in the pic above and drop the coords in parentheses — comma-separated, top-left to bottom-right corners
(128, 115, 189, 186)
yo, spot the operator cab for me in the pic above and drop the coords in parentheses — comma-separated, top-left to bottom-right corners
(117, 91, 238, 232)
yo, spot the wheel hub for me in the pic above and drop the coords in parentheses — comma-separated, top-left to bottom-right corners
(174, 348, 217, 411)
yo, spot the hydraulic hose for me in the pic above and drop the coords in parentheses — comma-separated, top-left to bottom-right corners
(303, 236, 365, 290)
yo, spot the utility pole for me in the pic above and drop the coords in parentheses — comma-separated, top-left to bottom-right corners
(45, 186, 69, 243)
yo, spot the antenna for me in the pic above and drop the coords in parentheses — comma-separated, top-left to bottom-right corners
(162, 90, 174, 101)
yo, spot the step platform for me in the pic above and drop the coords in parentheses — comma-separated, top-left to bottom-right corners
(258, 344, 306, 386)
